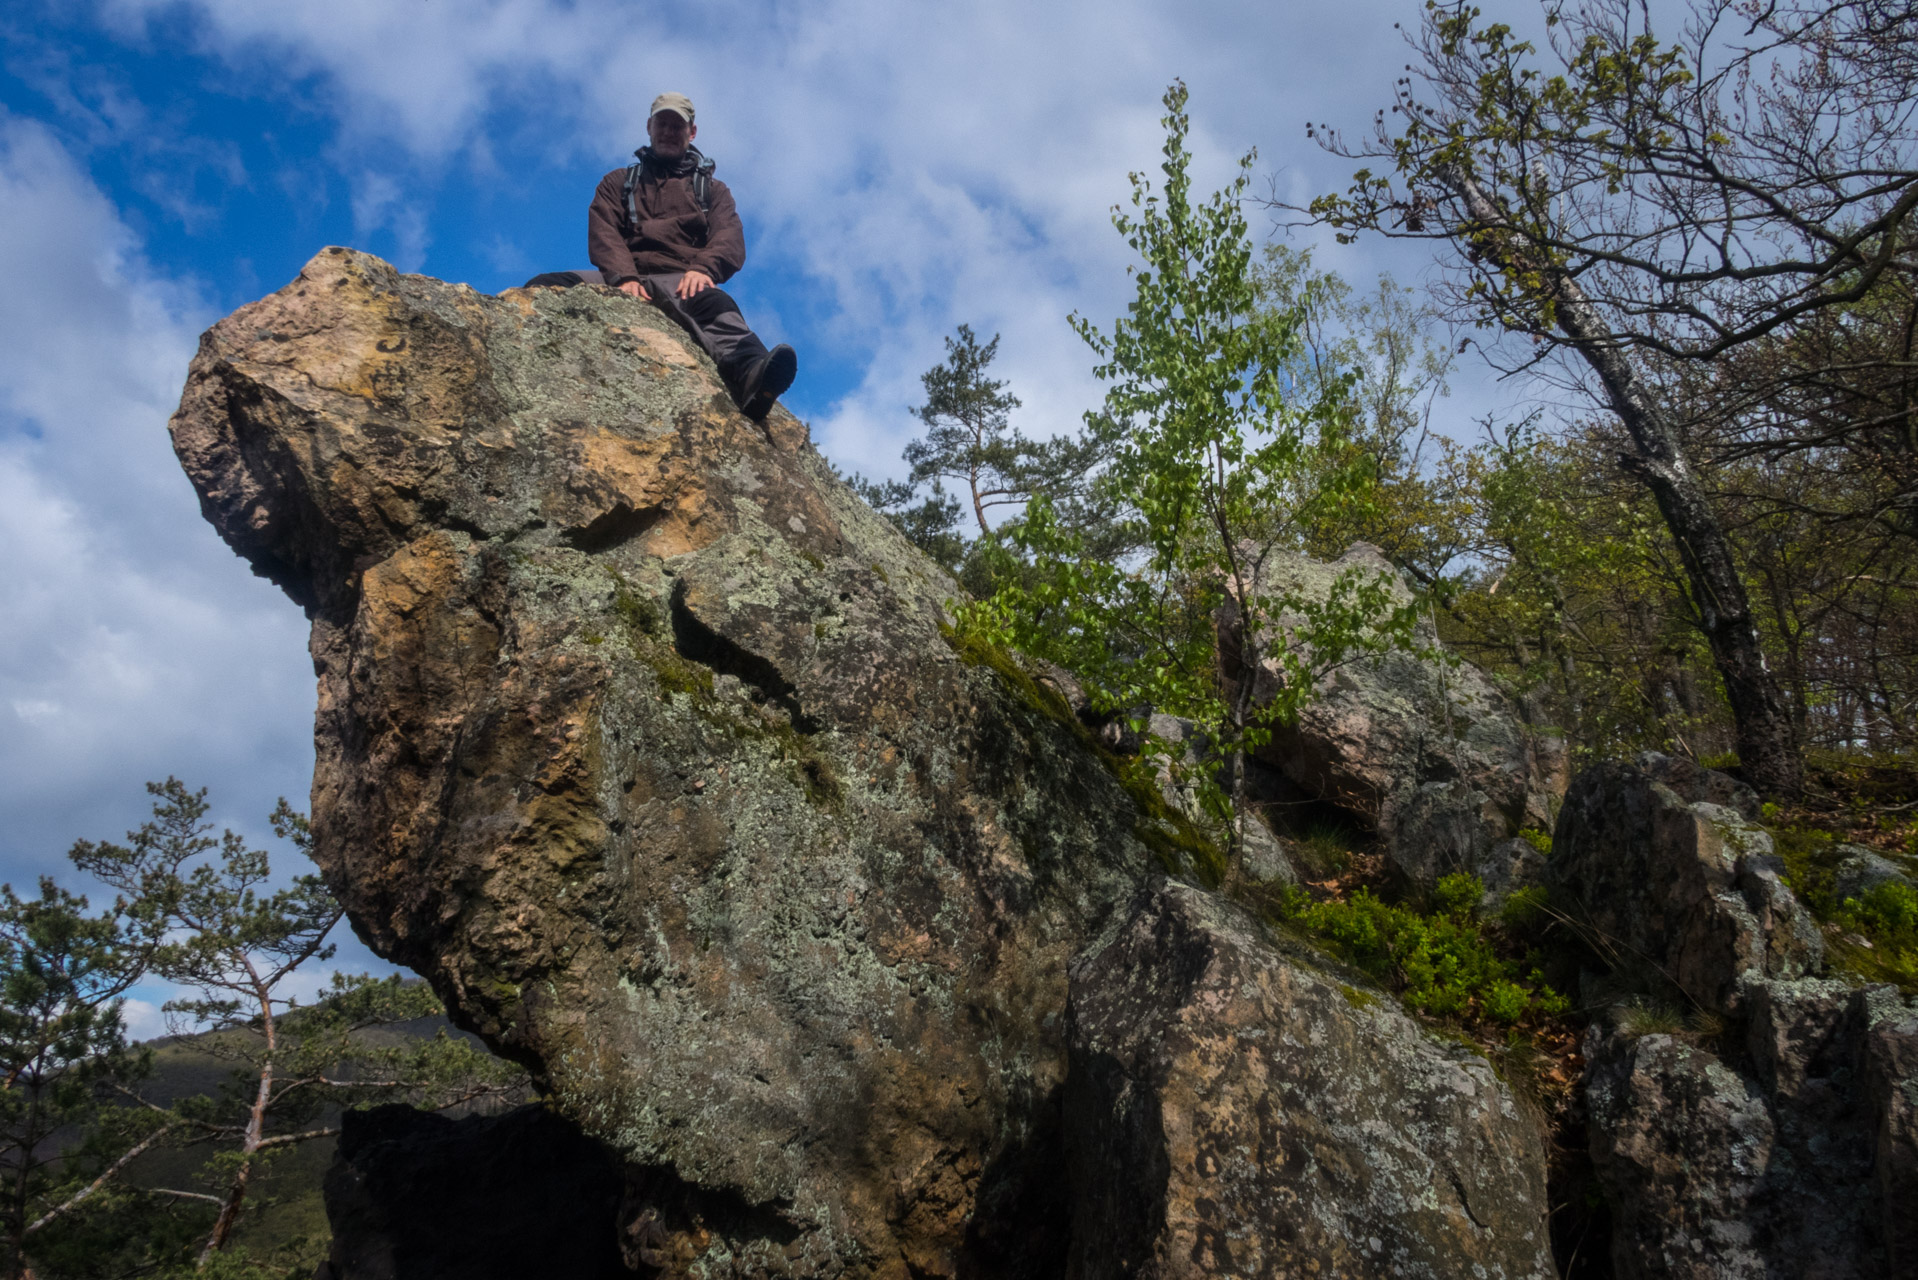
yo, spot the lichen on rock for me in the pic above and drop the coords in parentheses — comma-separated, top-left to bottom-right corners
(170, 249, 1562, 1278)
(1064, 881, 1556, 1279)
(1555, 754, 1918, 1277)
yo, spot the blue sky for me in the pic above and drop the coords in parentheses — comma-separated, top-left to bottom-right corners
(1, 0, 1519, 1031)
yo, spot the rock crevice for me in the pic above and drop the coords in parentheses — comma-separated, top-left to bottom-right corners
(172, 250, 1561, 1278)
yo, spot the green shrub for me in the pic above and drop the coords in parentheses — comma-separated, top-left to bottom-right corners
(1275, 876, 1567, 1025)
(1830, 881, 1918, 991)
(1433, 871, 1482, 917)
(1499, 884, 1552, 930)
(1769, 821, 1918, 992)
(1481, 980, 1532, 1024)
(1838, 881, 1918, 940)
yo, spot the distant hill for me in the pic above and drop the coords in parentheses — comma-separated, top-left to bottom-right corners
(98, 1013, 507, 1273)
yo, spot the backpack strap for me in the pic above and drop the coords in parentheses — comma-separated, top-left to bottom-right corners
(623, 161, 644, 230)
(625, 154, 715, 229)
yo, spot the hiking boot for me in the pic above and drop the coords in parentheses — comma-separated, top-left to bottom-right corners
(735, 344, 797, 423)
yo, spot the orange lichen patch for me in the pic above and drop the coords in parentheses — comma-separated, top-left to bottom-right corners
(763, 404, 812, 452)
(541, 420, 725, 558)
(358, 532, 499, 698)
(494, 287, 541, 315)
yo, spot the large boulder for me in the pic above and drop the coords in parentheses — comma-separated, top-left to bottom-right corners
(1547, 753, 1822, 1014)
(170, 250, 1564, 1278)
(1063, 881, 1555, 1279)
(1243, 544, 1564, 896)
(1584, 981, 1917, 1278)
(169, 249, 1158, 1277)
(1553, 754, 1918, 1277)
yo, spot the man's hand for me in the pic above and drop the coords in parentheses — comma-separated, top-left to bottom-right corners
(618, 280, 647, 299)
(675, 270, 714, 299)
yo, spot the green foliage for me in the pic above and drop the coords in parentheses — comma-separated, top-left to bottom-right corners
(847, 473, 968, 571)
(905, 325, 1025, 538)
(847, 324, 1110, 583)
(1432, 870, 1482, 916)
(1499, 884, 1552, 930)
(11, 781, 529, 1273)
(71, 781, 344, 1037)
(1832, 882, 1918, 990)
(1768, 819, 1918, 991)
(963, 83, 1417, 863)
(1837, 881, 1918, 940)
(0, 878, 157, 1277)
(1773, 824, 1845, 912)
(1276, 874, 1567, 1025)
(1253, 244, 1464, 584)
(1517, 827, 1552, 856)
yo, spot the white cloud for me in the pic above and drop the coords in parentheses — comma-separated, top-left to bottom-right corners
(0, 114, 315, 881)
(98, 0, 1492, 475)
(117, 997, 168, 1043)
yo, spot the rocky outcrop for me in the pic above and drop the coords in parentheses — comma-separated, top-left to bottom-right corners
(1553, 755, 1918, 1277)
(1244, 545, 1564, 897)
(1833, 845, 1914, 903)
(170, 249, 1157, 1277)
(1584, 982, 1917, 1279)
(169, 250, 1556, 1278)
(1064, 882, 1555, 1279)
(1547, 753, 1821, 1014)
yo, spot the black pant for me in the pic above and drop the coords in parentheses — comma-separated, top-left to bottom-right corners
(521, 269, 769, 390)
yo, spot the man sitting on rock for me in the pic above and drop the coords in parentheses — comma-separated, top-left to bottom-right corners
(526, 92, 797, 422)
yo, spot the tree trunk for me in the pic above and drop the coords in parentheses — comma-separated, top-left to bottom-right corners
(199, 988, 276, 1267)
(199, 1162, 252, 1265)
(1448, 173, 1804, 795)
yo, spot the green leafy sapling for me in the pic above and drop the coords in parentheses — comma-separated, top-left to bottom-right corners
(964, 82, 1420, 878)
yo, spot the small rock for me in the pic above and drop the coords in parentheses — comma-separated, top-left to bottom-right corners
(1833, 845, 1914, 904)
(1237, 809, 1297, 885)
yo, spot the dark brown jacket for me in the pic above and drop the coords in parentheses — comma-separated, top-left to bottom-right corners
(587, 154, 745, 286)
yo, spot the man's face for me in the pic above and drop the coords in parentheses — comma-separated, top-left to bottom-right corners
(647, 110, 696, 159)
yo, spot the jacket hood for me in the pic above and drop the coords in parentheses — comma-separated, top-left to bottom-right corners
(634, 144, 716, 177)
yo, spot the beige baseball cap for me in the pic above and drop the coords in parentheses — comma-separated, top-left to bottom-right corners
(650, 92, 695, 124)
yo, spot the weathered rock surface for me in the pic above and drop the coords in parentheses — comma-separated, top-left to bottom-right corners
(170, 248, 1159, 1277)
(1584, 981, 1918, 1279)
(1244, 544, 1564, 896)
(1547, 753, 1821, 1014)
(1552, 754, 1918, 1278)
(1064, 881, 1555, 1279)
(317, 1103, 632, 1280)
(170, 250, 1559, 1278)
